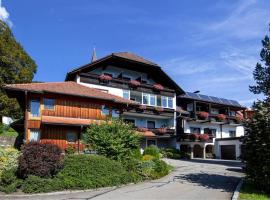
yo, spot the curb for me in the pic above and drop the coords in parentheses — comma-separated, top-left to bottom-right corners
(232, 178, 243, 200)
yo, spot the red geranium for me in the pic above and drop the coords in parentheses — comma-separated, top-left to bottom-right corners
(198, 111, 209, 119)
(153, 84, 164, 91)
(157, 128, 167, 134)
(216, 114, 226, 121)
(190, 133, 199, 141)
(199, 134, 210, 142)
(99, 74, 112, 81)
(129, 80, 141, 87)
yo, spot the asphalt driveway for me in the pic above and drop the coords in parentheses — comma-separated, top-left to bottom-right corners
(2, 158, 244, 200)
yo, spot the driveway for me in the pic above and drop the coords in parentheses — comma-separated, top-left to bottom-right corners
(3, 159, 244, 200)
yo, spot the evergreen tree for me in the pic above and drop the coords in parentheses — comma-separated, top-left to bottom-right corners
(245, 25, 270, 193)
(0, 20, 37, 119)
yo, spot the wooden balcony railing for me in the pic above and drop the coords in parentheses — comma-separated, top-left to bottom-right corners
(179, 133, 214, 143)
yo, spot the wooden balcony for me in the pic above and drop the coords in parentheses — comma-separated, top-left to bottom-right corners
(79, 72, 175, 96)
(179, 133, 214, 143)
(136, 127, 175, 135)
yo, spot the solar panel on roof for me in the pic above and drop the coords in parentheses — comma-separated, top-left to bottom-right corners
(220, 98, 232, 105)
(210, 96, 222, 104)
(198, 94, 212, 102)
(230, 100, 241, 107)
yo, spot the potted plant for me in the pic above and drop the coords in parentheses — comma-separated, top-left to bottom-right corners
(198, 111, 209, 120)
(157, 127, 167, 134)
(199, 134, 210, 142)
(99, 74, 112, 82)
(190, 133, 199, 141)
(129, 80, 141, 87)
(153, 84, 164, 91)
(216, 114, 226, 121)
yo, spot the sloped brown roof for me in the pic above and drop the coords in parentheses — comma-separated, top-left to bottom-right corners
(112, 52, 158, 66)
(4, 81, 137, 105)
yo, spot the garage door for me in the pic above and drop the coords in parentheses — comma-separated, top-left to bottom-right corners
(221, 145, 236, 160)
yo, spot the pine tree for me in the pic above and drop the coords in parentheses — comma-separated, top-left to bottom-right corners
(245, 25, 270, 193)
(0, 20, 37, 120)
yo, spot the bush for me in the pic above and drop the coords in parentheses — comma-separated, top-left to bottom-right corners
(56, 155, 137, 190)
(142, 155, 154, 161)
(22, 175, 63, 193)
(162, 148, 181, 159)
(83, 119, 141, 161)
(0, 147, 20, 178)
(130, 148, 142, 160)
(65, 145, 76, 155)
(18, 142, 64, 178)
(152, 159, 170, 178)
(143, 145, 160, 159)
(0, 168, 21, 194)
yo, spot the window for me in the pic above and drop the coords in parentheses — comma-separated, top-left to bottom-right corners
(229, 131, 236, 137)
(150, 94, 156, 106)
(190, 127, 201, 134)
(187, 103, 193, 112)
(101, 105, 110, 116)
(29, 129, 40, 142)
(168, 97, 173, 108)
(147, 139, 156, 146)
(123, 119, 136, 127)
(30, 99, 40, 117)
(147, 121, 155, 129)
(157, 96, 162, 107)
(44, 98, 55, 110)
(210, 108, 219, 115)
(204, 128, 216, 137)
(112, 109, 119, 118)
(123, 90, 130, 100)
(142, 93, 149, 105)
(67, 132, 77, 143)
(161, 96, 167, 108)
(229, 111, 236, 116)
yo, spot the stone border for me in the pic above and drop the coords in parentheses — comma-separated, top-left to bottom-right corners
(232, 178, 243, 200)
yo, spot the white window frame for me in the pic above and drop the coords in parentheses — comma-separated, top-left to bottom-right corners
(161, 96, 168, 108)
(29, 129, 40, 142)
(123, 90, 130, 100)
(142, 93, 150, 105)
(149, 94, 156, 106)
(30, 99, 41, 117)
(168, 97, 173, 108)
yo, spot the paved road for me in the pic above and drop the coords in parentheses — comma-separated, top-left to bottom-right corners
(2, 159, 244, 200)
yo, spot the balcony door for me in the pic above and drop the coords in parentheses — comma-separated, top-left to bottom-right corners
(147, 121, 155, 129)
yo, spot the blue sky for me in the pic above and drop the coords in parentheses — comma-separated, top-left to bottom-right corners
(1, 0, 269, 107)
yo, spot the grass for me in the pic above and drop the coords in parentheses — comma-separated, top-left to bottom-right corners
(239, 182, 270, 200)
(0, 125, 18, 137)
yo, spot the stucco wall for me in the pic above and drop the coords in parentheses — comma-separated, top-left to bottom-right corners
(214, 139, 242, 159)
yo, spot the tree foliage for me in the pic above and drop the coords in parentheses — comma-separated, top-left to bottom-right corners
(0, 20, 37, 119)
(244, 25, 270, 193)
(83, 119, 141, 161)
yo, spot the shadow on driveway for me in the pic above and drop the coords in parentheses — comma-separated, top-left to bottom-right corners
(173, 172, 240, 192)
(181, 158, 244, 167)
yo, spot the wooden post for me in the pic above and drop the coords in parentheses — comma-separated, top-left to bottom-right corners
(24, 91, 28, 142)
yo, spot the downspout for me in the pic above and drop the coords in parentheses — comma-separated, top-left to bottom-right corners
(24, 91, 28, 143)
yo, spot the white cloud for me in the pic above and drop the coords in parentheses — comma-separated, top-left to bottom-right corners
(0, 0, 12, 26)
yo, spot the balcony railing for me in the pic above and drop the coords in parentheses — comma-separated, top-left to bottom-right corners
(136, 127, 175, 135)
(80, 72, 175, 95)
(123, 105, 174, 117)
(179, 133, 214, 143)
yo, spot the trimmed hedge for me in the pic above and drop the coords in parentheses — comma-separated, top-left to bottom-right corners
(18, 142, 64, 178)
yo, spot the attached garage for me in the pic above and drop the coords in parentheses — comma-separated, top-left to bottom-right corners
(220, 145, 236, 160)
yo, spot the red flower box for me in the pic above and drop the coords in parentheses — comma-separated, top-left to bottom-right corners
(190, 133, 199, 141)
(138, 105, 147, 110)
(235, 115, 244, 123)
(153, 84, 164, 91)
(154, 107, 164, 113)
(99, 74, 112, 81)
(199, 134, 210, 142)
(157, 128, 167, 134)
(198, 111, 209, 120)
(137, 127, 148, 132)
(216, 114, 226, 121)
(129, 80, 141, 87)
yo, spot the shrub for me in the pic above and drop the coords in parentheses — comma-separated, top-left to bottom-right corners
(18, 142, 64, 178)
(0, 168, 21, 194)
(0, 147, 20, 178)
(65, 145, 76, 155)
(22, 175, 62, 193)
(57, 155, 136, 189)
(151, 159, 170, 179)
(142, 155, 154, 161)
(130, 148, 142, 160)
(199, 134, 210, 142)
(143, 145, 160, 159)
(190, 133, 199, 141)
(83, 119, 141, 161)
(162, 148, 181, 159)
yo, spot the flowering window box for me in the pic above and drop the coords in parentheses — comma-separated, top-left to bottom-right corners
(190, 133, 200, 141)
(216, 114, 226, 122)
(137, 127, 148, 132)
(154, 107, 164, 113)
(198, 111, 209, 120)
(156, 128, 167, 134)
(199, 134, 210, 142)
(99, 74, 112, 82)
(129, 80, 141, 87)
(153, 84, 164, 91)
(235, 115, 244, 123)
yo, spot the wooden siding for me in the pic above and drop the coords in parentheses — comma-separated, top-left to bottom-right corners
(28, 120, 41, 129)
(40, 125, 85, 150)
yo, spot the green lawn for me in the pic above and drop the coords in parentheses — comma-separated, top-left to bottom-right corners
(0, 124, 18, 137)
(239, 182, 270, 200)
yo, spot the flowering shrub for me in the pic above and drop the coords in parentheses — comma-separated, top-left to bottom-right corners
(235, 114, 244, 123)
(199, 134, 210, 142)
(137, 127, 148, 132)
(129, 80, 141, 87)
(198, 111, 209, 119)
(216, 114, 226, 121)
(0, 147, 20, 178)
(153, 84, 164, 91)
(99, 74, 112, 81)
(190, 133, 199, 141)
